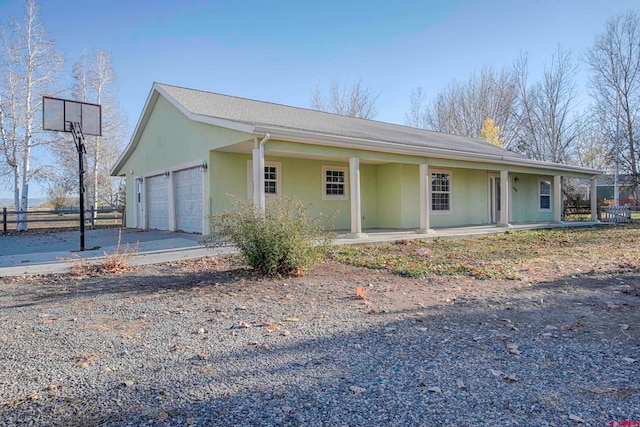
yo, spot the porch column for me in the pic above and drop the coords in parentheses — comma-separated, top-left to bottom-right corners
(553, 175, 562, 223)
(347, 157, 367, 238)
(417, 163, 434, 234)
(252, 140, 265, 211)
(590, 177, 599, 222)
(499, 170, 511, 227)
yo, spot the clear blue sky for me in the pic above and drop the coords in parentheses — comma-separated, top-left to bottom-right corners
(0, 0, 637, 198)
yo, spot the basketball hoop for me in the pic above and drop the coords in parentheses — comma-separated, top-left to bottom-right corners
(43, 96, 102, 251)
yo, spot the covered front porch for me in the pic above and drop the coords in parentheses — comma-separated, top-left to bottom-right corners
(211, 135, 601, 237)
(333, 221, 605, 246)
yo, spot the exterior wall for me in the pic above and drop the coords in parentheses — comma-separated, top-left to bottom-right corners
(208, 152, 378, 230)
(375, 164, 420, 228)
(429, 168, 490, 228)
(121, 96, 252, 226)
(510, 173, 554, 222)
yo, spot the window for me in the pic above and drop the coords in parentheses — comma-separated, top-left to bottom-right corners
(264, 165, 278, 194)
(247, 161, 281, 198)
(431, 171, 451, 213)
(322, 166, 349, 200)
(539, 179, 551, 211)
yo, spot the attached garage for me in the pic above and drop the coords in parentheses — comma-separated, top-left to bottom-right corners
(174, 167, 203, 233)
(146, 174, 169, 230)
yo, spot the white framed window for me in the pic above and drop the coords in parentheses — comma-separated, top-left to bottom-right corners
(431, 170, 452, 213)
(539, 179, 551, 211)
(322, 166, 349, 200)
(247, 161, 282, 199)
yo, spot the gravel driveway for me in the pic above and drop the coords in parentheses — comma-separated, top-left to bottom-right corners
(0, 256, 638, 426)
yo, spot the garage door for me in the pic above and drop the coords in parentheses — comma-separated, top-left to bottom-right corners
(146, 174, 169, 230)
(175, 167, 203, 233)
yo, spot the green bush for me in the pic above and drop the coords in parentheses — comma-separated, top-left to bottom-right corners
(202, 196, 335, 276)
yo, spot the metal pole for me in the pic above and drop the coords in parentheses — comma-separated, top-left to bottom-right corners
(71, 123, 86, 251)
(3, 207, 6, 234)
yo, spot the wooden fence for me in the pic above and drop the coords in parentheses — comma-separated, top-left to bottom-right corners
(2, 207, 123, 234)
(600, 206, 632, 223)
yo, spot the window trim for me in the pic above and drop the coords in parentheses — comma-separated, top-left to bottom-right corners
(321, 165, 349, 201)
(247, 160, 282, 199)
(538, 178, 552, 212)
(431, 169, 452, 215)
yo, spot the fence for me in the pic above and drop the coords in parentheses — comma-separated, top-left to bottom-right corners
(600, 206, 632, 223)
(2, 207, 123, 234)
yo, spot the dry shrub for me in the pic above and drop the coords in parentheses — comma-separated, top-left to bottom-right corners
(64, 229, 138, 275)
(202, 196, 335, 276)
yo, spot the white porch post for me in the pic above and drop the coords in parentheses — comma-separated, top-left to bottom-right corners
(590, 177, 599, 222)
(347, 157, 367, 238)
(417, 163, 434, 234)
(252, 140, 265, 211)
(553, 175, 562, 223)
(499, 170, 510, 227)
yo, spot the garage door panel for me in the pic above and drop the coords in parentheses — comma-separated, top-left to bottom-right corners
(146, 175, 169, 230)
(175, 167, 203, 233)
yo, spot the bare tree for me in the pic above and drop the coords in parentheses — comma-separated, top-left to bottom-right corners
(0, 0, 63, 230)
(587, 10, 640, 196)
(404, 86, 429, 128)
(574, 116, 612, 172)
(513, 48, 581, 163)
(311, 78, 379, 119)
(410, 66, 518, 149)
(58, 49, 127, 213)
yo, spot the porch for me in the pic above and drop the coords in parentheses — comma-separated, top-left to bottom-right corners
(333, 221, 605, 246)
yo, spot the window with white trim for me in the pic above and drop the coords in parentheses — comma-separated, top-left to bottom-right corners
(431, 171, 451, 213)
(539, 179, 551, 211)
(264, 165, 278, 194)
(322, 166, 349, 200)
(247, 161, 282, 199)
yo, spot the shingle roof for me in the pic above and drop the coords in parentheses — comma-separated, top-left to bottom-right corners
(157, 83, 526, 160)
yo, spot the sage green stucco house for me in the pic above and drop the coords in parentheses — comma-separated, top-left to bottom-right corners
(111, 83, 601, 236)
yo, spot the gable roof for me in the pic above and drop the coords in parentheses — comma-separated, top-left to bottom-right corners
(112, 82, 601, 177)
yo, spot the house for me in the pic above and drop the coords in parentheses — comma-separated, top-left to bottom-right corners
(111, 83, 601, 236)
(597, 174, 637, 205)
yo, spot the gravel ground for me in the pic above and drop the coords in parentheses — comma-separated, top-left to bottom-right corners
(0, 255, 638, 426)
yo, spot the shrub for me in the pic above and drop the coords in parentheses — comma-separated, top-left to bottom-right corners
(202, 197, 335, 276)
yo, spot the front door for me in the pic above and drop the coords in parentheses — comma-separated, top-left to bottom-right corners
(489, 175, 501, 223)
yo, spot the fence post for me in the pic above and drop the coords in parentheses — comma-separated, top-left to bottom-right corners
(2, 207, 6, 234)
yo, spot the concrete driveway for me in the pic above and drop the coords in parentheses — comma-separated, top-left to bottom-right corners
(0, 228, 228, 276)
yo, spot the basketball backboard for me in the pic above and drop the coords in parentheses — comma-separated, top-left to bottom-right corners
(43, 96, 102, 136)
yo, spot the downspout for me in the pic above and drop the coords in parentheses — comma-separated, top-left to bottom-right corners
(253, 132, 270, 211)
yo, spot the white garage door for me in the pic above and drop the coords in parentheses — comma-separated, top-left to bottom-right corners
(175, 167, 203, 233)
(146, 174, 169, 230)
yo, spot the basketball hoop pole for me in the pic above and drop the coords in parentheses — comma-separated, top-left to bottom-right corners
(70, 122, 86, 251)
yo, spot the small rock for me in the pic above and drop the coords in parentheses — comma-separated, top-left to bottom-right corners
(456, 379, 466, 390)
(197, 353, 209, 360)
(238, 322, 250, 329)
(427, 386, 441, 393)
(237, 306, 248, 310)
(122, 380, 134, 387)
(197, 327, 205, 334)
(349, 386, 365, 395)
(353, 344, 362, 350)
(282, 330, 291, 336)
(568, 414, 585, 423)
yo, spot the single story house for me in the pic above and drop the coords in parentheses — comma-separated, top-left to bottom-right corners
(111, 83, 601, 236)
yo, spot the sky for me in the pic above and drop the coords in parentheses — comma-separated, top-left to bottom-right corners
(0, 0, 638, 199)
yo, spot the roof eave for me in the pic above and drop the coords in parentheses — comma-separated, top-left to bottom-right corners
(252, 126, 602, 177)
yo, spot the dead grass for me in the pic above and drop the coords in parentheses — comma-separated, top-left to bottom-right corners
(328, 224, 640, 279)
